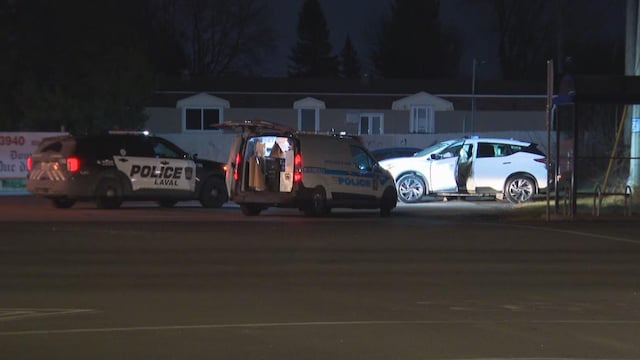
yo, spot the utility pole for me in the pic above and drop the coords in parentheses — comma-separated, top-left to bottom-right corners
(471, 58, 485, 135)
(627, 0, 640, 192)
(471, 58, 478, 135)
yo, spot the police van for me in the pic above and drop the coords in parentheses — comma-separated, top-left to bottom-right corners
(216, 120, 397, 217)
(26, 131, 228, 209)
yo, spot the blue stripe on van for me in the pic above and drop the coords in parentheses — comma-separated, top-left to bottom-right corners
(303, 167, 392, 186)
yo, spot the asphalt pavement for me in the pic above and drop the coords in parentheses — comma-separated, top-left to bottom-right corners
(1, 195, 640, 359)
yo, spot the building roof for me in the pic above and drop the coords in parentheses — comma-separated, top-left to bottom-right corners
(150, 77, 547, 111)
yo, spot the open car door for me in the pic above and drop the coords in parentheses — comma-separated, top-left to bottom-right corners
(428, 141, 464, 192)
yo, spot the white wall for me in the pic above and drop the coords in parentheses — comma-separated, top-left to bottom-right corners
(161, 130, 552, 164)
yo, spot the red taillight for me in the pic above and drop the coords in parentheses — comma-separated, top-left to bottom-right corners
(293, 153, 302, 183)
(66, 157, 80, 172)
(27, 156, 33, 171)
(234, 153, 241, 181)
(534, 157, 546, 164)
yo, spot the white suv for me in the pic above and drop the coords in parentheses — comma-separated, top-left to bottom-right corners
(378, 137, 548, 204)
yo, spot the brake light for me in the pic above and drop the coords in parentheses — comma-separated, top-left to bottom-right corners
(234, 152, 241, 181)
(293, 153, 302, 183)
(534, 157, 546, 164)
(27, 156, 33, 171)
(66, 157, 80, 172)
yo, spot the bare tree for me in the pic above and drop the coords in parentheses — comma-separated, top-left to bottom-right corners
(183, 0, 275, 77)
(145, 0, 188, 76)
(491, 0, 623, 79)
(494, 0, 554, 80)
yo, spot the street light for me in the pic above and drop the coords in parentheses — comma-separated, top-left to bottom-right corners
(471, 58, 485, 134)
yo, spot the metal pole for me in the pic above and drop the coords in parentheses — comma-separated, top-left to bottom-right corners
(630, 0, 640, 192)
(545, 60, 554, 222)
(471, 58, 477, 135)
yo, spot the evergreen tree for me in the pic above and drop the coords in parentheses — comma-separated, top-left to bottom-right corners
(371, 0, 460, 79)
(288, 0, 339, 78)
(0, 0, 16, 130)
(340, 34, 362, 79)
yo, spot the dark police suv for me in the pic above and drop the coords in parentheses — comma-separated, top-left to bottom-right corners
(26, 131, 228, 209)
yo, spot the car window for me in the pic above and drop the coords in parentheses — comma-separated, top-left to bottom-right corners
(494, 143, 511, 157)
(122, 137, 154, 157)
(350, 145, 374, 171)
(152, 138, 185, 158)
(415, 140, 456, 157)
(439, 143, 463, 159)
(477, 142, 513, 158)
(476, 143, 495, 158)
(39, 141, 63, 153)
(96, 138, 120, 159)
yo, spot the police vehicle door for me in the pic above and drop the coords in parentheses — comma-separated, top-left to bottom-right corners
(344, 145, 380, 199)
(114, 138, 196, 192)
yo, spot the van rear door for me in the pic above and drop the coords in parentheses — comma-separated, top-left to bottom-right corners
(213, 120, 296, 197)
(225, 135, 244, 196)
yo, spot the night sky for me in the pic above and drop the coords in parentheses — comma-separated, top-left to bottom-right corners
(261, 0, 624, 78)
(263, 0, 512, 78)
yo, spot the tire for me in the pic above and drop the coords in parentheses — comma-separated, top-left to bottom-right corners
(52, 198, 76, 209)
(380, 187, 397, 217)
(157, 200, 178, 208)
(240, 203, 262, 216)
(304, 187, 330, 217)
(505, 175, 536, 204)
(199, 177, 228, 208)
(396, 174, 426, 203)
(95, 178, 123, 209)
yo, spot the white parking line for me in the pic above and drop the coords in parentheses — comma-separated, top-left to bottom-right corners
(0, 308, 95, 322)
(1, 319, 639, 336)
(498, 224, 640, 246)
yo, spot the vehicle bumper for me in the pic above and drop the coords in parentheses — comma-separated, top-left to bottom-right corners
(26, 176, 95, 199)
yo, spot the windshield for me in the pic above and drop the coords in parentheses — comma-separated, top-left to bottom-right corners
(414, 140, 458, 157)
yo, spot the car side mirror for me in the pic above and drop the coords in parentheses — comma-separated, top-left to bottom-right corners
(430, 153, 440, 160)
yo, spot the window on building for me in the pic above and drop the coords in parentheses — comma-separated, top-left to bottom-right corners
(298, 108, 319, 132)
(410, 106, 434, 133)
(184, 107, 222, 131)
(359, 113, 384, 135)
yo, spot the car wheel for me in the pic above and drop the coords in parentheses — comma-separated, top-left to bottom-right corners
(240, 203, 262, 216)
(158, 200, 178, 208)
(52, 198, 76, 209)
(396, 174, 425, 203)
(199, 177, 228, 208)
(505, 175, 536, 204)
(304, 187, 330, 217)
(95, 179, 123, 209)
(380, 187, 397, 217)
